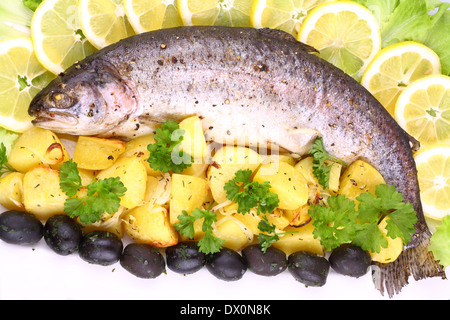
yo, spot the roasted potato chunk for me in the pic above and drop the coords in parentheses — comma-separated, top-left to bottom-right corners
(169, 173, 209, 225)
(23, 166, 67, 220)
(96, 156, 147, 209)
(120, 134, 161, 176)
(369, 217, 403, 263)
(207, 146, 261, 204)
(215, 214, 253, 251)
(272, 223, 324, 256)
(73, 136, 126, 170)
(8, 127, 70, 172)
(294, 156, 342, 192)
(254, 161, 309, 210)
(339, 160, 386, 201)
(124, 203, 178, 247)
(0, 172, 24, 211)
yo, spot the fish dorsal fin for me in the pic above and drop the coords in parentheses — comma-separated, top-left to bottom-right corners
(256, 28, 319, 53)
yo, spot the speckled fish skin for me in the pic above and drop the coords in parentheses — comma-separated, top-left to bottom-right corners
(28, 26, 445, 296)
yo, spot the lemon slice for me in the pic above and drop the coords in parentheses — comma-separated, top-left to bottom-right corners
(124, 0, 183, 33)
(250, 0, 331, 37)
(395, 75, 450, 147)
(79, 0, 135, 49)
(177, 0, 252, 27)
(31, 0, 97, 75)
(414, 145, 450, 221)
(361, 41, 441, 116)
(297, 0, 381, 81)
(0, 37, 55, 132)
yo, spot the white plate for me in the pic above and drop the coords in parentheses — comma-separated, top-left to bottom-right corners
(0, 204, 448, 300)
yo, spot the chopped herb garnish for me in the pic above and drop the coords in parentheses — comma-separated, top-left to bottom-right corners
(147, 119, 193, 173)
(59, 159, 127, 224)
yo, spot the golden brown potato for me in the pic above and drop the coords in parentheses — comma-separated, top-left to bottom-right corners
(178, 115, 208, 161)
(284, 205, 312, 227)
(253, 161, 309, 210)
(73, 136, 126, 170)
(120, 134, 161, 176)
(369, 217, 403, 263)
(124, 203, 178, 247)
(272, 223, 324, 256)
(207, 146, 261, 204)
(8, 127, 70, 173)
(169, 173, 210, 225)
(338, 159, 386, 201)
(23, 166, 67, 220)
(77, 207, 125, 238)
(96, 156, 147, 209)
(215, 214, 253, 251)
(294, 156, 342, 192)
(0, 172, 25, 211)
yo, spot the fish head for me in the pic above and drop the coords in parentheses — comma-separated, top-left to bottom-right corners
(29, 65, 137, 136)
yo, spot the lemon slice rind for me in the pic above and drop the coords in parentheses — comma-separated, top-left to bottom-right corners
(414, 144, 450, 221)
(297, 0, 381, 81)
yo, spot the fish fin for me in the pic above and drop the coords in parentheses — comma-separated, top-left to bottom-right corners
(372, 228, 446, 298)
(257, 28, 319, 54)
(408, 134, 421, 152)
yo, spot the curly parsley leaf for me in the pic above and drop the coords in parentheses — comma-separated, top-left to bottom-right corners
(309, 184, 418, 252)
(257, 216, 296, 253)
(310, 138, 346, 189)
(147, 120, 193, 173)
(309, 195, 361, 251)
(224, 169, 279, 215)
(175, 208, 225, 254)
(59, 159, 82, 197)
(59, 160, 126, 225)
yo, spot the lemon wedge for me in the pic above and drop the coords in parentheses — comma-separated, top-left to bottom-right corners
(177, 0, 252, 27)
(124, 0, 183, 33)
(0, 37, 55, 132)
(297, 0, 381, 81)
(395, 74, 450, 147)
(79, 0, 135, 49)
(250, 0, 331, 37)
(31, 0, 97, 75)
(414, 145, 450, 221)
(361, 41, 441, 116)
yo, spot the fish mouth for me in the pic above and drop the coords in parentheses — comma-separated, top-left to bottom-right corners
(31, 111, 79, 130)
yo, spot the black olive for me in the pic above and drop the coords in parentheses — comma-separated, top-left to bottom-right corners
(206, 247, 247, 281)
(43, 214, 82, 255)
(0, 210, 43, 245)
(120, 243, 166, 279)
(79, 230, 123, 266)
(242, 244, 287, 276)
(329, 243, 371, 278)
(288, 251, 330, 287)
(166, 241, 206, 275)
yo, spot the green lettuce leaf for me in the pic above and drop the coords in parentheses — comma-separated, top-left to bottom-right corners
(0, 127, 19, 157)
(429, 215, 450, 269)
(419, 9, 450, 75)
(0, 0, 33, 40)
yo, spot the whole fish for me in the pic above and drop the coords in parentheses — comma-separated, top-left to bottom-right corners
(28, 26, 445, 297)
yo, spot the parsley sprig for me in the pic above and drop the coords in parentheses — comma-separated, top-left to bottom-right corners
(309, 184, 418, 252)
(59, 159, 127, 224)
(147, 120, 192, 173)
(175, 207, 225, 254)
(310, 137, 346, 189)
(224, 169, 288, 252)
(224, 169, 279, 215)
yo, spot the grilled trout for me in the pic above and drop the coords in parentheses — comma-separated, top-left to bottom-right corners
(28, 26, 446, 297)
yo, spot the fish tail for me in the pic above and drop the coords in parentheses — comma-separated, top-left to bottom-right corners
(371, 228, 446, 298)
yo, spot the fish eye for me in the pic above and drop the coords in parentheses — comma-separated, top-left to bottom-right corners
(51, 92, 65, 101)
(49, 91, 72, 108)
